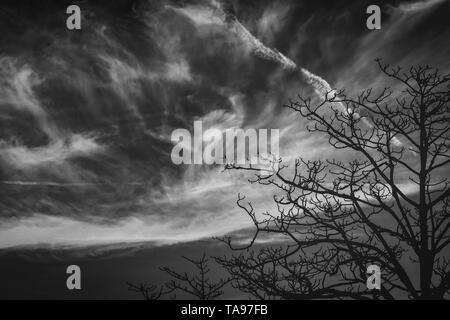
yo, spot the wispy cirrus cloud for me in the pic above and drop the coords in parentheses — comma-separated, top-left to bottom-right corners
(0, 0, 448, 252)
(395, 0, 447, 12)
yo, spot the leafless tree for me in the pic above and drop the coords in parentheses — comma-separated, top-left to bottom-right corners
(127, 282, 166, 300)
(128, 253, 230, 300)
(217, 60, 450, 300)
(161, 254, 230, 300)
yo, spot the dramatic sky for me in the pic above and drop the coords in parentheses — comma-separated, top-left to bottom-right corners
(0, 0, 449, 298)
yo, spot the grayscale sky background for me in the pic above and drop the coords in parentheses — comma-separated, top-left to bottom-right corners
(0, 0, 449, 298)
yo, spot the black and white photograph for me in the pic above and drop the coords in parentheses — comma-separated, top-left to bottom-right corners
(0, 0, 449, 308)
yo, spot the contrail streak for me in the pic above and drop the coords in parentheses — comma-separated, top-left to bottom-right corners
(200, 1, 403, 146)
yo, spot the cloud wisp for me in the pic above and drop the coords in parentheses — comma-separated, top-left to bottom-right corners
(0, 0, 448, 251)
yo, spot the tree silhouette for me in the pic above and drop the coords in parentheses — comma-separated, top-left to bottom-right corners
(128, 253, 230, 300)
(127, 282, 165, 300)
(217, 60, 450, 300)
